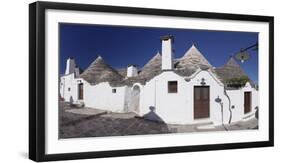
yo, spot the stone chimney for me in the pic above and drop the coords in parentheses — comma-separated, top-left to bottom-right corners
(74, 66, 80, 77)
(65, 57, 76, 75)
(160, 35, 174, 70)
(127, 64, 138, 77)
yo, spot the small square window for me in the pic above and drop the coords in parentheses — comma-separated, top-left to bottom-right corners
(168, 81, 178, 93)
(68, 88, 71, 91)
(112, 89, 116, 93)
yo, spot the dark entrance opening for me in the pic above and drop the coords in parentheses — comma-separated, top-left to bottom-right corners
(194, 86, 210, 119)
(244, 92, 252, 114)
(78, 83, 83, 100)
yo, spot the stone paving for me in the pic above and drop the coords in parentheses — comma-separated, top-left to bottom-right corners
(66, 107, 107, 116)
(59, 101, 258, 139)
(59, 102, 170, 138)
(169, 117, 258, 133)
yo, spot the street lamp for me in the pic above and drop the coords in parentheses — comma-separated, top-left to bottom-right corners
(234, 42, 258, 63)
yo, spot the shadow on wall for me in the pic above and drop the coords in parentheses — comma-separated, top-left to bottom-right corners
(69, 96, 73, 104)
(143, 106, 165, 123)
(255, 106, 259, 119)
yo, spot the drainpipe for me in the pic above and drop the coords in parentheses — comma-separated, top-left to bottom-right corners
(223, 86, 232, 124)
(220, 101, 228, 131)
(215, 96, 228, 131)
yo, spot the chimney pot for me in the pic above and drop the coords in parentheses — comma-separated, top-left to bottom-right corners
(65, 58, 76, 75)
(161, 35, 174, 70)
(127, 65, 138, 77)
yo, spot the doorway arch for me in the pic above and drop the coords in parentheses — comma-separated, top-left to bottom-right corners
(131, 85, 141, 114)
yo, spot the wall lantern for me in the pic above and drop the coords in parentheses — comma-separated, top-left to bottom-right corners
(200, 78, 206, 85)
(215, 96, 222, 103)
(234, 42, 258, 63)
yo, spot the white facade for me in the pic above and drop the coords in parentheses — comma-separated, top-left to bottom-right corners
(60, 75, 128, 112)
(139, 70, 227, 125)
(83, 82, 128, 112)
(60, 69, 258, 125)
(226, 82, 259, 123)
(60, 73, 77, 103)
(60, 73, 84, 104)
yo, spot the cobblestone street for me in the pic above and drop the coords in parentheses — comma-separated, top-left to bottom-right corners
(59, 101, 258, 139)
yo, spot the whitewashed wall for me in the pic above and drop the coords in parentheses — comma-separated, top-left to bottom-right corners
(188, 71, 229, 125)
(60, 71, 258, 125)
(140, 71, 191, 124)
(60, 73, 79, 103)
(225, 90, 244, 123)
(140, 70, 231, 125)
(227, 82, 259, 122)
(83, 81, 127, 112)
(60, 74, 127, 112)
(252, 87, 259, 116)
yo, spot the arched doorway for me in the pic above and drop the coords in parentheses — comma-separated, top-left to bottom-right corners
(131, 85, 140, 114)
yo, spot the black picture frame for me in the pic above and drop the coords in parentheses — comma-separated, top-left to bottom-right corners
(29, 1, 274, 162)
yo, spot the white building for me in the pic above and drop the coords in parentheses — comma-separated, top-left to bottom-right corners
(60, 35, 258, 125)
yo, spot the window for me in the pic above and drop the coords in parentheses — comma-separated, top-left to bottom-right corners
(112, 89, 117, 93)
(168, 81, 178, 93)
(68, 88, 71, 91)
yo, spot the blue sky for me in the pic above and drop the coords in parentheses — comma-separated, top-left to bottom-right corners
(59, 23, 258, 82)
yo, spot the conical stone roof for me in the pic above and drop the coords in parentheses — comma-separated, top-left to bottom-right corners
(109, 52, 162, 86)
(77, 45, 251, 88)
(174, 44, 212, 76)
(178, 44, 212, 70)
(116, 68, 127, 77)
(79, 56, 123, 85)
(138, 52, 162, 80)
(215, 57, 248, 81)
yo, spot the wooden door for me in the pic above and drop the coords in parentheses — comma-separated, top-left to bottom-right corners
(244, 92, 251, 114)
(194, 86, 210, 119)
(78, 83, 83, 100)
